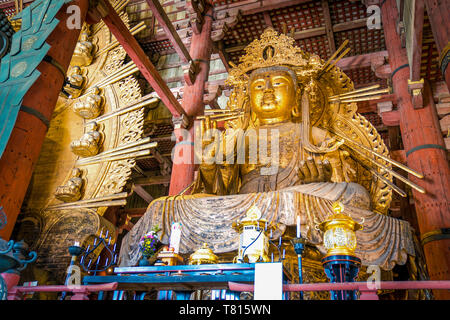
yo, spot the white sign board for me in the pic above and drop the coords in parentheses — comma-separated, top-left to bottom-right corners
(254, 262, 283, 300)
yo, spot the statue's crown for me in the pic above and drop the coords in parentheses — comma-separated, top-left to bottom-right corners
(226, 28, 314, 86)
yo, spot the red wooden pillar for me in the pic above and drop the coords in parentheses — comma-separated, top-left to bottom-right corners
(424, 0, 450, 91)
(0, 0, 90, 240)
(382, 0, 450, 300)
(168, 7, 214, 195)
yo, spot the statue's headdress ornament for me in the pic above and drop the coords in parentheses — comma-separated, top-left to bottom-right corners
(226, 28, 321, 87)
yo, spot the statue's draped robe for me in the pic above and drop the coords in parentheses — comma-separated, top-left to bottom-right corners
(119, 123, 415, 270)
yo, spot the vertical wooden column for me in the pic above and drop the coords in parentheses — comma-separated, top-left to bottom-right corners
(168, 7, 214, 195)
(0, 0, 90, 240)
(382, 0, 450, 299)
(424, 0, 450, 91)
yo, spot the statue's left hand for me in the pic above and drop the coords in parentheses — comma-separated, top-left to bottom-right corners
(298, 157, 333, 183)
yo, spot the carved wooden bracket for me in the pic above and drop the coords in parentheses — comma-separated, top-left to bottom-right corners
(408, 78, 425, 109)
(380, 110, 400, 126)
(186, 0, 207, 34)
(211, 9, 242, 42)
(371, 55, 392, 79)
(203, 83, 223, 108)
(86, 0, 109, 25)
(182, 59, 199, 86)
(172, 113, 191, 130)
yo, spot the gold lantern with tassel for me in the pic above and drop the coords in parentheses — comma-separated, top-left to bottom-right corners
(319, 202, 363, 257)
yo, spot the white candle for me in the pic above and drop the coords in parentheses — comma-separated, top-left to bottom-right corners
(296, 215, 301, 238)
(74, 241, 80, 247)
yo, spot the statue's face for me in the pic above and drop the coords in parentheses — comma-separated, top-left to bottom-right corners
(249, 69, 296, 124)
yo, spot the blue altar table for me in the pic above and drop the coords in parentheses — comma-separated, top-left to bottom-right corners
(82, 263, 291, 300)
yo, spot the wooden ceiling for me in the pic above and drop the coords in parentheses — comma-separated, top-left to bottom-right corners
(0, 0, 441, 88)
(129, 0, 389, 88)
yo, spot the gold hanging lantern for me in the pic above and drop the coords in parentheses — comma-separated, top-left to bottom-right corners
(318, 202, 363, 257)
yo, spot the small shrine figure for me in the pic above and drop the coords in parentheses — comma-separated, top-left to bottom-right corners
(70, 122, 102, 157)
(71, 32, 94, 67)
(55, 168, 84, 202)
(73, 86, 103, 119)
(62, 66, 85, 99)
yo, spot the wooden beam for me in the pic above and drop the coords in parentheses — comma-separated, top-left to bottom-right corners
(409, 0, 424, 81)
(118, 207, 147, 218)
(215, 40, 231, 72)
(321, 0, 336, 54)
(144, 0, 193, 64)
(132, 184, 154, 203)
(225, 18, 368, 54)
(263, 11, 273, 28)
(242, 0, 313, 15)
(99, 0, 189, 120)
(336, 50, 389, 70)
(133, 174, 171, 186)
(332, 18, 368, 32)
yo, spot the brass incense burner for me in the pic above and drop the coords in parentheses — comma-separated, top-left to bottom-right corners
(188, 243, 218, 265)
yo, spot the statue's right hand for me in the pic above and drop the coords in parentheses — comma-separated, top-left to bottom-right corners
(298, 157, 333, 183)
(195, 116, 220, 165)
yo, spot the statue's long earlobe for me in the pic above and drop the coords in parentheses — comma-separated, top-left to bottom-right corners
(291, 88, 302, 118)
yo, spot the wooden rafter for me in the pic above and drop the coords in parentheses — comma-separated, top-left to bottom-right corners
(144, 0, 192, 64)
(145, 0, 198, 85)
(238, 0, 313, 16)
(263, 11, 273, 28)
(321, 0, 336, 54)
(133, 174, 171, 186)
(132, 184, 154, 203)
(336, 51, 388, 70)
(409, 0, 425, 81)
(224, 17, 369, 54)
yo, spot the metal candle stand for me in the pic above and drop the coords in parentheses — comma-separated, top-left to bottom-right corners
(322, 255, 361, 300)
(79, 229, 118, 276)
(291, 237, 307, 300)
(267, 228, 286, 263)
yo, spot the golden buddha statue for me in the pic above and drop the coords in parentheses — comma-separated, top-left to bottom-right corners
(71, 32, 94, 67)
(63, 66, 85, 99)
(70, 122, 102, 157)
(73, 86, 103, 119)
(55, 168, 84, 202)
(119, 28, 419, 272)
